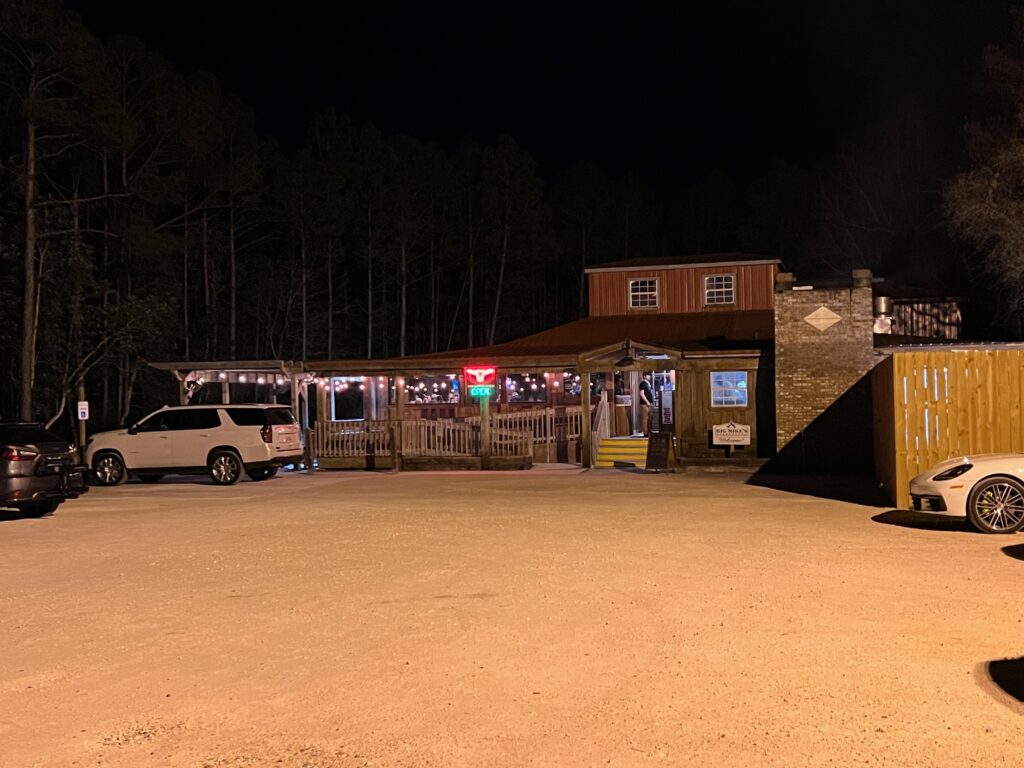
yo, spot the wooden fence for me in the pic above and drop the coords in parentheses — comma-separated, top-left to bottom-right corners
(874, 349, 1024, 508)
(311, 406, 588, 467)
(401, 419, 478, 457)
(313, 420, 394, 459)
(464, 406, 586, 461)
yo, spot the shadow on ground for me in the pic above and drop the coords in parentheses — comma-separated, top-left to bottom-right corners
(984, 657, 1024, 706)
(0, 508, 55, 523)
(746, 474, 889, 506)
(1002, 543, 1024, 561)
(871, 510, 980, 534)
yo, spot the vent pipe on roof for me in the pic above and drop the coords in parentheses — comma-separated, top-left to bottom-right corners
(873, 296, 894, 334)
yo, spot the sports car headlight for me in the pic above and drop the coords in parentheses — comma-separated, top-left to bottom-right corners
(932, 463, 973, 481)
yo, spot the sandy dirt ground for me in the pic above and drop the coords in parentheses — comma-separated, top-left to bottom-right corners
(1, 467, 1023, 767)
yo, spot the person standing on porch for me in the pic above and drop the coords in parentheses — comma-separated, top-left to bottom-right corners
(639, 373, 654, 436)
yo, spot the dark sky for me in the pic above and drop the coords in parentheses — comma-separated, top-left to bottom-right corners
(67, 1, 1013, 183)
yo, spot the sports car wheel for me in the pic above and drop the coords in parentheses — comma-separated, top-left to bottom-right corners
(967, 477, 1024, 534)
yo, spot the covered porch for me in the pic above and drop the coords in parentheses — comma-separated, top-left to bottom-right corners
(149, 309, 772, 471)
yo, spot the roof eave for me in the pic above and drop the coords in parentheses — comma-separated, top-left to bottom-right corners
(584, 258, 782, 275)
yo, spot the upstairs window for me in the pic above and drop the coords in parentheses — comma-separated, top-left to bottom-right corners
(629, 278, 659, 309)
(710, 371, 748, 407)
(704, 274, 735, 305)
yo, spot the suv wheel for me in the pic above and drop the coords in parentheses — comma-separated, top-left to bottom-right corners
(209, 450, 243, 485)
(246, 467, 278, 481)
(93, 452, 127, 486)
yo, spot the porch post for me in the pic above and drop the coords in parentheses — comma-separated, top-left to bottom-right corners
(581, 369, 592, 468)
(361, 376, 372, 420)
(395, 376, 407, 469)
(673, 368, 684, 463)
(604, 369, 616, 435)
(318, 378, 330, 422)
(479, 395, 491, 470)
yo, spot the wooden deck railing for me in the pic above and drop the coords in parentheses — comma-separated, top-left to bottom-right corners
(402, 419, 479, 457)
(313, 420, 394, 458)
(465, 406, 586, 443)
(312, 406, 590, 464)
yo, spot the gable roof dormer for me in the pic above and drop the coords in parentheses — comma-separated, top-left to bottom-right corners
(584, 252, 783, 317)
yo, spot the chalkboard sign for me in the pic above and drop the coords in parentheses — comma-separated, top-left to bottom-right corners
(645, 431, 675, 473)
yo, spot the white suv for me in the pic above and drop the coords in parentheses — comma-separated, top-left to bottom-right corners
(86, 405, 303, 486)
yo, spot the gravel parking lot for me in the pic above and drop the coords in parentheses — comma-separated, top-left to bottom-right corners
(1, 467, 1022, 767)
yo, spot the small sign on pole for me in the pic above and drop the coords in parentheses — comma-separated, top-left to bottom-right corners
(464, 366, 496, 399)
(77, 400, 90, 421)
(712, 421, 750, 446)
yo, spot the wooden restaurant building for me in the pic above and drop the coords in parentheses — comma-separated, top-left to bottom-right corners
(153, 252, 964, 474)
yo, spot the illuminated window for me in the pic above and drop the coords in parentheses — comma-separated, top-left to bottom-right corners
(704, 274, 735, 305)
(629, 278, 659, 309)
(710, 371, 747, 407)
(505, 373, 547, 403)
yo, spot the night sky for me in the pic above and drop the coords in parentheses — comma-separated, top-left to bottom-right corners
(68, 1, 1013, 184)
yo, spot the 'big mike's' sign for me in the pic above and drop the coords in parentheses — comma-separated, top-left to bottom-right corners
(712, 421, 751, 446)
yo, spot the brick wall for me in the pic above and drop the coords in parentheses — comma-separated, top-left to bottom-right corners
(773, 269, 879, 472)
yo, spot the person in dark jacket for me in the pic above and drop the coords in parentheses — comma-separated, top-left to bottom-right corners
(639, 373, 654, 435)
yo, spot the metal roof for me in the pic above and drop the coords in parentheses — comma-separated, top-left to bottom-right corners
(585, 252, 782, 274)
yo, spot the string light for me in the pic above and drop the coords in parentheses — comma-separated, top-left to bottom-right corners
(238, 374, 247, 383)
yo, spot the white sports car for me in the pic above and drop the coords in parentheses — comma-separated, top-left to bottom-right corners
(909, 454, 1024, 534)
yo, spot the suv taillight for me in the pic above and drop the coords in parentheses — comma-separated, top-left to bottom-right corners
(1, 447, 37, 461)
(260, 425, 273, 444)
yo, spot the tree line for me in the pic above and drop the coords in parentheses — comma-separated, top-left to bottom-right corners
(1, 0, 1021, 431)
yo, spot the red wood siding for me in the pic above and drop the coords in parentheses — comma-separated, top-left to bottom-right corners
(587, 264, 778, 316)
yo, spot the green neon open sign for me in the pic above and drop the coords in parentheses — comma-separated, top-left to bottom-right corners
(468, 385, 495, 398)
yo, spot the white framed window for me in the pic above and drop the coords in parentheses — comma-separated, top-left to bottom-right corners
(629, 278, 659, 309)
(710, 371, 748, 407)
(704, 274, 735, 305)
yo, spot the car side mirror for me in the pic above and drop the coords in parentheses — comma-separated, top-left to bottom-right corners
(127, 425, 138, 435)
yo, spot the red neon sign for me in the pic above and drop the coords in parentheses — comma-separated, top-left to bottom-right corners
(463, 366, 496, 386)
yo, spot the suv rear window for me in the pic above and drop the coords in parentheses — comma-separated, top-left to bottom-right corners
(0, 425, 65, 445)
(226, 407, 296, 427)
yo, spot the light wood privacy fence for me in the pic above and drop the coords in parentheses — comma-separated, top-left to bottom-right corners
(873, 349, 1024, 508)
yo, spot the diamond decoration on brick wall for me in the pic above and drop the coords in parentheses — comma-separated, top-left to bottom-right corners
(804, 306, 841, 331)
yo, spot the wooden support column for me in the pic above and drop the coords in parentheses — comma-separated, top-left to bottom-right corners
(478, 394, 491, 470)
(396, 376, 408, 420)
(673, 368, 684, 461)
(581, 371, 592, 468)
(361, 376, 372, 420)
(290, 375, 301, 428)
(604, 370, 616, 435)
(395, 376, 407, 470)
